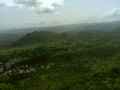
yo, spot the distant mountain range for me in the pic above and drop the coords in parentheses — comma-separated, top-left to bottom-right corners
(1, 21, 120, 34)
(12, 26, 120, 46)
(1, 21, 120, 47)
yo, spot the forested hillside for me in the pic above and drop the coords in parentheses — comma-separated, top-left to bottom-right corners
(0, 27, 120, 90)
(12, 27, 120, 47)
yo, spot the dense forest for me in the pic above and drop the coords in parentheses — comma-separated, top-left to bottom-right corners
(0, 24, 120, 90)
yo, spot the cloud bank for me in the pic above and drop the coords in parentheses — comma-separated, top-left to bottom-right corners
(102, 8, 120, 21)
(104, 8, 120, 17)
(86, 8, 120, 23)
(0, 0, 64, 13)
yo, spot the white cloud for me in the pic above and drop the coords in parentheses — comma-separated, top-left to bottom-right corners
(0, 0, 64, 13)
(86, 8, 120, 23)
(104, 8, 120, 17)
(101, 8, 120, 22)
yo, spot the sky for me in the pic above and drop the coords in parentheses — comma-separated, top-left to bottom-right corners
(0, 0, 120, 30)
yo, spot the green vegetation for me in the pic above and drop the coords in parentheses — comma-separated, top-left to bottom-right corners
(0, 27, 120, 90)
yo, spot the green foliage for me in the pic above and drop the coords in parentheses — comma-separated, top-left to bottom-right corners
(0, 83, 14, 90)
(0, 30, 120, 90)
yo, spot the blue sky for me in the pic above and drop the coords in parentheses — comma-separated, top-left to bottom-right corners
(0, 0, 120, 30)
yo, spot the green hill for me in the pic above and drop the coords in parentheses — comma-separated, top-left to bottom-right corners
(12, 27, 120, 47)
(12, 31, 58, 46)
